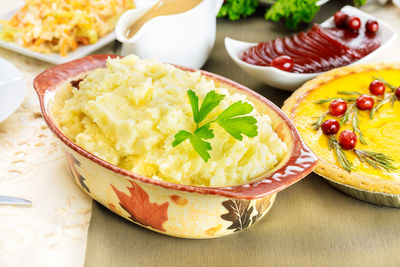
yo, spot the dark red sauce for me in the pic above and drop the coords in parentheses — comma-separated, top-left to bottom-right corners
(240, 24, 381, 73)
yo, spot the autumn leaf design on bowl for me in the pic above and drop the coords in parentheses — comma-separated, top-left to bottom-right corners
(65, 152, 90, 193)
(221, 196, 272, 232)
(111, 181, 169, 232)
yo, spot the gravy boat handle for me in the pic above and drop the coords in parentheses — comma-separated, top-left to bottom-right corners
(215, 0, 224, 16)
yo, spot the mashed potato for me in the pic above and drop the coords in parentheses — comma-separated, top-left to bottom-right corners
(58, 55, 287, 186)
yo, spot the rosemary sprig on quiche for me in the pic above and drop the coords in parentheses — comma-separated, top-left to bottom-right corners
(354, 149, 396, 172)
(311, 112, 328, 130)
(319, 120, 396, 173)
(339, 102, 366, 145)
(328, 135, 354, 173)
(369, 76, 400, 119)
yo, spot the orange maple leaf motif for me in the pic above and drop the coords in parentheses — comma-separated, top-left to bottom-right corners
(111, 181, 169, 232)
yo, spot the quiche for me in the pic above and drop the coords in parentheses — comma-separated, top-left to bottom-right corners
(282, 63, 400, 197)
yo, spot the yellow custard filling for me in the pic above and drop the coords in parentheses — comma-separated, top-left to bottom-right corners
(294, 69, 400, 182)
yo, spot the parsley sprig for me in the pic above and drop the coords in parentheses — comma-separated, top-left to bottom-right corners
(172, 90, 258, 162)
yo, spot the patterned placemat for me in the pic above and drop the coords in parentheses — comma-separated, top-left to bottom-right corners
(0, 2, 120, 265)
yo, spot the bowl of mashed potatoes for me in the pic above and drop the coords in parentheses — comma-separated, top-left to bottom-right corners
(34, 54, 317, 238)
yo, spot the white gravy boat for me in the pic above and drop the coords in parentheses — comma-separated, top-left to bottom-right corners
(115, 0, 224, 68)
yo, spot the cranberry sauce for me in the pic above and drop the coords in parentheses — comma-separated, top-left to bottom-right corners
(240, 24, 381, 73)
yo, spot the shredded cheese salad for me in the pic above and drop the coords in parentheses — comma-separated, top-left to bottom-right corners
(0, 0, 134, 56)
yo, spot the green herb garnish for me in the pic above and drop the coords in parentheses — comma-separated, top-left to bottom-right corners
(353, 0, 367, 7)
(329, 135, 354, 173)
(172, 90, 258, 162)
(311, 111, 328, 130)
(354, 149, 396, 172)
(370, 76, 398, 119)
(373, 76, 397, 92)
(314, 97, 356, 105)
(217, 0, 258, 20)
(218, 0, 368, 30)
(370, 96, 394, 119)
(337, 91, 362, 96)
(328, 135, 396, 173)
(264, 0, 320, 30)
(339, 103, 367, 145)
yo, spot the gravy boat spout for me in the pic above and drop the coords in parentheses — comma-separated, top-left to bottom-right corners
(115, 2, 156, 44)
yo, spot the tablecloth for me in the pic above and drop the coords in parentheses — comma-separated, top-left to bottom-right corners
(84, 1, 400, 266)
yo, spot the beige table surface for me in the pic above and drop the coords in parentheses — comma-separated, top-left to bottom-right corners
(0, 0, 399, 266)
(84, 1, 400, 267)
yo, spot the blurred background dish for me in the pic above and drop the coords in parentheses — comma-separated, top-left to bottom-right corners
(0, 1, 133, 64)
(259, 0, 330, 5)
(0, 57, 26, 123)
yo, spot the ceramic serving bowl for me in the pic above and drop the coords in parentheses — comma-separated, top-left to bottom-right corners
(225, 5, 397, 91)
(33, 54, 317, 239)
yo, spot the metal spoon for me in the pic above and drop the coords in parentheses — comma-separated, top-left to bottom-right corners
(0, 195, 32, 207)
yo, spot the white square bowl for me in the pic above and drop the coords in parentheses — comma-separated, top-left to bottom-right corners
(225, 5, 398, 91)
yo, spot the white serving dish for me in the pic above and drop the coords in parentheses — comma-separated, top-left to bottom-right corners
(0, 57, 26, 123)
(115, 0, 223, 69)
(225, 5, 397, 91)
(0, 6, 116, 65)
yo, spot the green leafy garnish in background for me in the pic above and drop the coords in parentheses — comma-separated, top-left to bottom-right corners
(353, 0, 367, 7)
(217, 0, 259, 20)
(172, 90, 258, 162)
(264, 0, 320, 30)
(218, 0, 368, 30)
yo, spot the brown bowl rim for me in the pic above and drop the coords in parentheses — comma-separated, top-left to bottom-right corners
(33, 54, 317, 200)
